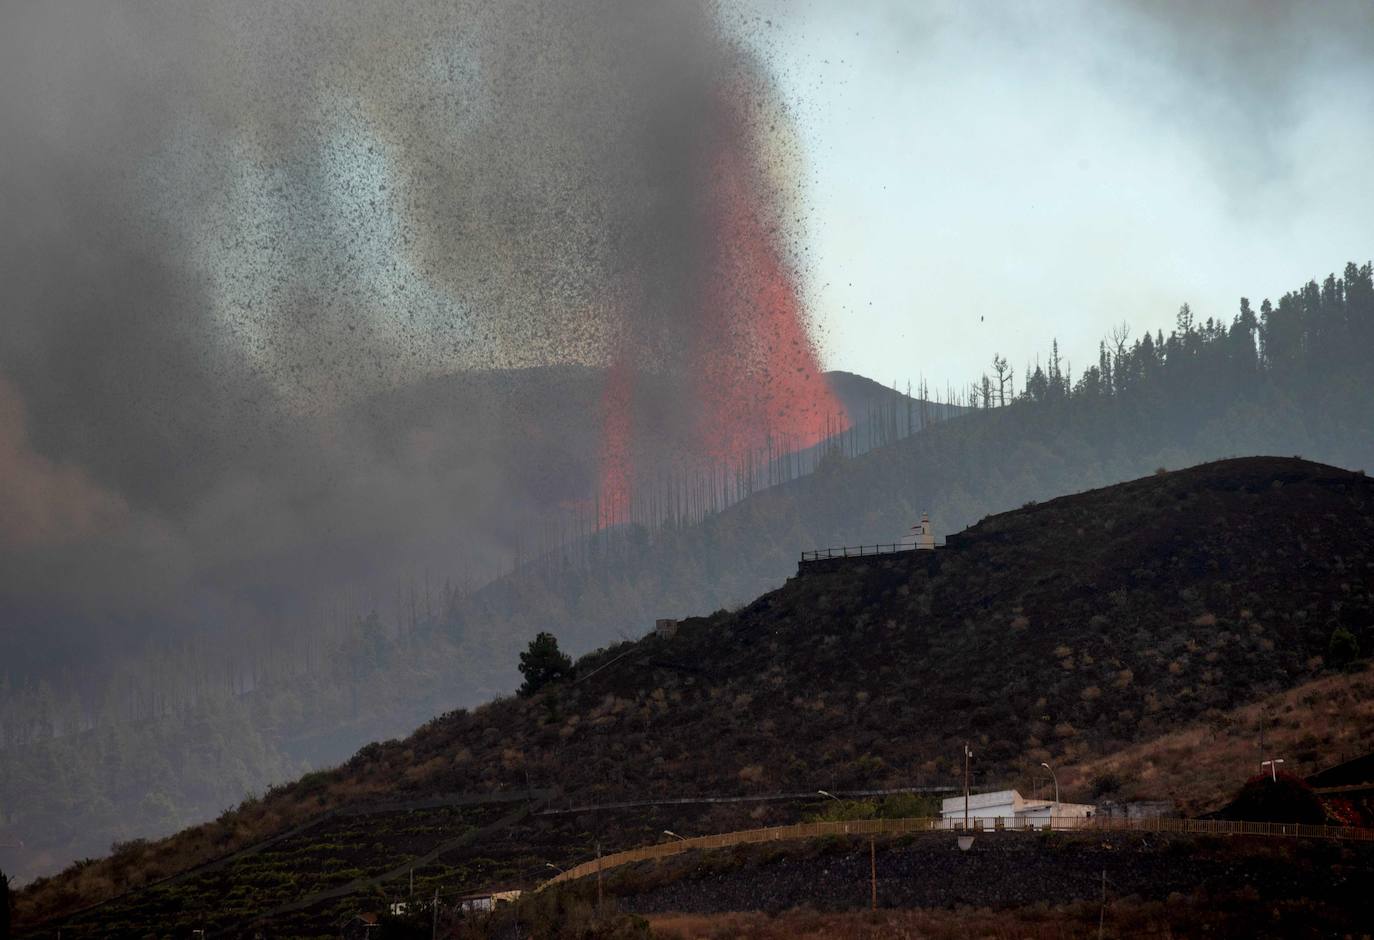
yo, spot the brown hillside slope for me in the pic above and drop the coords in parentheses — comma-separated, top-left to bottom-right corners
(1063, 662, 1374, 814)
(17, 456, 1374, 929)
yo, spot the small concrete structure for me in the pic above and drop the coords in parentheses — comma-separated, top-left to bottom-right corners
(940, 789, 1095, 829)
(455, 889, 523, 913)
(654, 618, 678, 638)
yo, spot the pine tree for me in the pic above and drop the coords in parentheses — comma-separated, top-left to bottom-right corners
(518, 633, 573, 697)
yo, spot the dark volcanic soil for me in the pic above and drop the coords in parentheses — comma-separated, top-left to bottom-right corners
(609, 831, 1374, 918)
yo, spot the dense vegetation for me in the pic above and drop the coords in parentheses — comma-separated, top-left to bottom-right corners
(15, 455, 1373, 935)
(2, 261, 1371, 887)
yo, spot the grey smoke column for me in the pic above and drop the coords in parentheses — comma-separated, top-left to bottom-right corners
(0, 0, 826, 671)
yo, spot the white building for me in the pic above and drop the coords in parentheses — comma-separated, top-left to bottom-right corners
(940, 789, 1095, 829)
(913, 513, 936, 550)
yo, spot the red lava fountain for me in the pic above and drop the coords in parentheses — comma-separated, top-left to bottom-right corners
(597, 90, 849, 527)
(696, 92, 844, 462)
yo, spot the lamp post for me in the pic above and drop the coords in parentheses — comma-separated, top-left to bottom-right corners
(1261, 758, 1285, 782)
(544, 862, 567, 875)
(817, 790, 841, 801)
(662, 830, 687, 843)
(963, 743, 973, 830)
(1040, 761, 1059, 812)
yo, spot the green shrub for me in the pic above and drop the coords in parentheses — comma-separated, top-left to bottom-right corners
(1328, 626, 1359, 668)
(878, 793, 941, 818)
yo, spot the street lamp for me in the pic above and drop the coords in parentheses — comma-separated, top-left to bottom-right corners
(663, 830, 687, 843)
(544, 862, 567, 875)
(1261, 758, 1285, 782)
(963, 743, 974, 830)
(817, 790, 841, 801)
(1040, 761, 1059, 808)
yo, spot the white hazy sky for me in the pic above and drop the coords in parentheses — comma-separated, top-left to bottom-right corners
(731, 0, 1374, 393)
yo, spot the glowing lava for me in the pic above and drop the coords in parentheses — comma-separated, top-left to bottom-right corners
(596, 88, 848, 527)
(695, 90, 844, 462)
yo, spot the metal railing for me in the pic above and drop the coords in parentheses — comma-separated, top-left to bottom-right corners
(541, 814, 1374, 888)
(800, 543, 915, 562)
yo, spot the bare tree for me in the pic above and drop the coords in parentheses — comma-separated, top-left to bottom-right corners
(1109, 321, 1132, 360)
(992, 354, 1013, 406)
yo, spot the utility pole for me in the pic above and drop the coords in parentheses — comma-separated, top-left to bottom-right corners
(869, 836, 877, 911)
(431, 887, 438, 940)
(1097, 869, 1106, 939)
(596, 841, 603, 912)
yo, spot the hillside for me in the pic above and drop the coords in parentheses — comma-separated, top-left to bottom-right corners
(0, 367, 951, 885)
(437, 456, 1374, 800)
(352, 366, 941, 526)
(6, 260, 1371, 887)
(1063, 662, 1374, 815)
(16, 456, 1374, 935)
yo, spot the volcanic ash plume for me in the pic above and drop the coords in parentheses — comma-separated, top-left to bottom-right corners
(0, 0, 845, 663)
(373, 0, 850, 521)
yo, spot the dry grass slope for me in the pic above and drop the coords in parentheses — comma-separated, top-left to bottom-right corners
(1064, 663, 1374, 813)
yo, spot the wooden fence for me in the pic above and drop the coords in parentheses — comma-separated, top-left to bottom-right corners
(542, 814, 1374, 889)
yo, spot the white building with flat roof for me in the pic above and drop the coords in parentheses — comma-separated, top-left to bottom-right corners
(940, 789, 1095, 829)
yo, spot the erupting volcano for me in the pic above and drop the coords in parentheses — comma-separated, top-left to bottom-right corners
(596, 85, 848, 527)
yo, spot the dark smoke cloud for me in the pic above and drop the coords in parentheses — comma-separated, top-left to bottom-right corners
(0, 377, 129, 551)
(0, 0, 833, 675)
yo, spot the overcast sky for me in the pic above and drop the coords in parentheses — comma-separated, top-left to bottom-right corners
(731, 0, 1374, 392)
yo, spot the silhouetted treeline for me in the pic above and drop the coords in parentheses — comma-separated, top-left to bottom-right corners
(968, 262, 1374, 413)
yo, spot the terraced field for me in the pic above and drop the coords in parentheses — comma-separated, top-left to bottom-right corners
(33, 793, 861, 937)
(51, 801, 522, 938)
